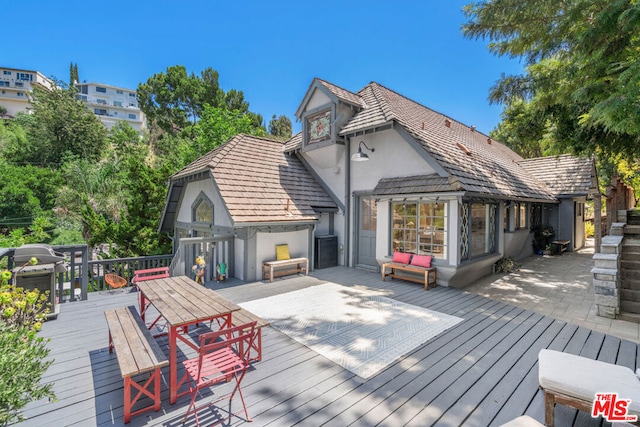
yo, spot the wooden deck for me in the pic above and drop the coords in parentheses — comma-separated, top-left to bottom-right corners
(14, 266, 638, 427)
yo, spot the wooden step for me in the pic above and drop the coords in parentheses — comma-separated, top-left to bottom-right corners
(618, 311, 640, 323)
(621, 269, 640, 281)
(621, 289, 640, 302)
(621, 299, 640, 314)
(622, 278, 640, 291)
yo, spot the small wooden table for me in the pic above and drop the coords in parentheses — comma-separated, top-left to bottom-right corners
(136, 276, 241, 404)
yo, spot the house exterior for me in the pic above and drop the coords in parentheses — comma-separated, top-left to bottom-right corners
(159, 78, 599, 287)
(0, 66, 54, 117)
(75, 82, 145, 131)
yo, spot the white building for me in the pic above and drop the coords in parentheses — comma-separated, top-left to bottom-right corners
(0, 66, 54, 117)
(75, 82, 146, 132)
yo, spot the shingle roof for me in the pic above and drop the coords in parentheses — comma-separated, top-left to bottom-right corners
(341, 82, 556, 201)
(518, 154, 596, 196)
(316, 78, 367, 108)
(372, 175, 463, 196)
(172, 134, 337, 224)
(283, 132, 302, 153)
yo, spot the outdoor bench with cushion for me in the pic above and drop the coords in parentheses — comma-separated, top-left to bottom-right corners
(538, 348, 640, 426)
(382, 252, 437, 290)
(262, 244, 308, 282)
(104, 305, 168, 424)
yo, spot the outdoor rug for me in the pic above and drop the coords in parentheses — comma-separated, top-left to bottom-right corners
(239, 283, 463, 379)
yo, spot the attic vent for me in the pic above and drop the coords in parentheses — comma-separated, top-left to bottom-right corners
(444, 119, 452, 128)
(456, 142, 472, 156)
(470, 126, 476, 132)
(487, 138, 492, 145)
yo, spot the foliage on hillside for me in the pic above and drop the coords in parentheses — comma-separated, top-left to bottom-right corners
(0, 66, 291, 256)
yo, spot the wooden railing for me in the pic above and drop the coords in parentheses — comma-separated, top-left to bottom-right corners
(1, 245, 172, 301)
(88, 255, 172, 292)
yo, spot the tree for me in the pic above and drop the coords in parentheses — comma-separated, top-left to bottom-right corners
(69, 62, 79, 86)
(463, 0, 640, 159)
(187, 106, 267, 165)
(9, 84, 108, 167)
(0, 160, 63, 230)
(269, 114, 293, 139)
(137, 65, 263, 135)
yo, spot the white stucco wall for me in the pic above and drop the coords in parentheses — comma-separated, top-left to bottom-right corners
(350, 130, 437, 193)
(306, 89, 331, 111)
(256, 230, 309, 275)
(234, 237, 245, 280)
(177, 180, 232, 227)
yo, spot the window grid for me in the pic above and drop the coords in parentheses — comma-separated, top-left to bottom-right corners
(392, 201, 447, 259)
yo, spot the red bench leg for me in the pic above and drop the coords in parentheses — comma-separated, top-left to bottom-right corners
(123, 368, 162, 424)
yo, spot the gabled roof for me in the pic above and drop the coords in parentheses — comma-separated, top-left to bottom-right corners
(340, 82, 557, 201)
(295, 78, 366, 118)
(518, 154, 597, 197)
(282, 132, 303, 152)
(170, 134, 337, 225)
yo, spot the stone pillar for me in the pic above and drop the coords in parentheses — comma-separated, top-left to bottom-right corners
(593, 232, 624, 318)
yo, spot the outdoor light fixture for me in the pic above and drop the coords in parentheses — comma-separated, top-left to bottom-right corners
(351, 141, 375, 162)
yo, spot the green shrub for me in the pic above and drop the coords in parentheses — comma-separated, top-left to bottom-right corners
(0, 270, 56, 425)
(585, 221, 595, 238)
(493, 256, 521, 273)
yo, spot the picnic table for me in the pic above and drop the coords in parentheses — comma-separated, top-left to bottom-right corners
(136, 275, 242, 404)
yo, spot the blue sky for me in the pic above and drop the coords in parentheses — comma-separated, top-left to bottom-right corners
(3, 0, 523, 135)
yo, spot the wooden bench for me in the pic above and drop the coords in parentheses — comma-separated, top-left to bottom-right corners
(104, 305, 168, 424)
(381, 262, 437, 290)
(262, 257, 308, 282)
(131, 267, 169, 284)
(551, 240, 570, 254)
(215, 308, 270, 363)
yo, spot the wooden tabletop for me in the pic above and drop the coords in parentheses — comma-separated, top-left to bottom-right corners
(136, 276, 240, 327)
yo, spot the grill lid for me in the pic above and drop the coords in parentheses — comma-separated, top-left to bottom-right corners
(14, 244, 65, 265)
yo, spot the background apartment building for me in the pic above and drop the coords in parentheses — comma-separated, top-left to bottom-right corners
(0, 66, 54, 117)
(75, 82, 146, 132)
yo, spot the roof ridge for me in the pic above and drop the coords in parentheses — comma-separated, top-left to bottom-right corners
(367, 81, 494, 139)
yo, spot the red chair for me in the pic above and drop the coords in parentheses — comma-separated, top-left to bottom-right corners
(181, 321, 257, 426)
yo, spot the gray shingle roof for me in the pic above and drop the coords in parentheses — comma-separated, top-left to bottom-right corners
(172, 134, 337, 224)
(316, 79, 367, 108)
(341, 82, 556, 201)
(518, 154, 596, 196)
(282, 132, 302, 153)
(372, 175, 463, 196)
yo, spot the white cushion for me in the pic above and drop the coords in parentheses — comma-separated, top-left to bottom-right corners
(538, 349, 640, 413)
(499, 415, 544, 427)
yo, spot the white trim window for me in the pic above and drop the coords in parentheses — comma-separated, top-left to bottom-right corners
(392, 201, 447, 259)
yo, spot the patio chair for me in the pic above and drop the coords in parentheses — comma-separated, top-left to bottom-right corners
(181, 321, 258, 426)
(105, 273, 127, 293)
(538, 349, 640, 426)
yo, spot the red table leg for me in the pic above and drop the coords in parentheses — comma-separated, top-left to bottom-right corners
(169, 325, 177, 404)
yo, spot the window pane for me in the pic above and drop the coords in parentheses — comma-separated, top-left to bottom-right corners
(195, 201, 213, 223)
(393, 201, 447, 259)
(471, 203, 488, 257)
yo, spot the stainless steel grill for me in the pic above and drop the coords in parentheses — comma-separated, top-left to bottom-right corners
(13, 244, 67, 319)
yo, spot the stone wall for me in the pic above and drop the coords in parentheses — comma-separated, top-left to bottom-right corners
(592, 223, 624, 318)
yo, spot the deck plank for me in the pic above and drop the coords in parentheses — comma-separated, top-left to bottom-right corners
(14, 266, 640, 427)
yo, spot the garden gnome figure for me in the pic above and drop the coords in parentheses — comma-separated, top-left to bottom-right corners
(216, 262, 227, 283)
(192, 256, 206, 285)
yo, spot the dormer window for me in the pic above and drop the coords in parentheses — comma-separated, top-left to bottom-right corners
(307, 109, 331, 144)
